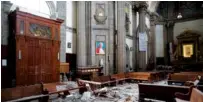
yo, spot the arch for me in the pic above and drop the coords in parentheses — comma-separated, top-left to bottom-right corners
(46, 1, 57, 18)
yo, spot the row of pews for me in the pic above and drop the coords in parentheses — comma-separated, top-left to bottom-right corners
(1, 82, 87, 102)
(77, 71, 167, 91)
(77, 71, 203, 102)
(138, 83, 203, 102)
(139, 71, 203, 102)
(168, 72, 203, 86)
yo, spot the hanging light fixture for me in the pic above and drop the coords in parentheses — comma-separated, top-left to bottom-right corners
(177, 13, 182, 19)
(177, 1, 182, 19)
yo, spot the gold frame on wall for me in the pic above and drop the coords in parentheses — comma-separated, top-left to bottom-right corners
(182, 44, 193, 58)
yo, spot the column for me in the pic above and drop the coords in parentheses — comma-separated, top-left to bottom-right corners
(132, 6, 138, 71)
(166, 21, 175, 64)
(138, 2, 148, 70)
(77, 1, 87, 66)
(150, 13, 158, 69)
(117, 1, 126, 73)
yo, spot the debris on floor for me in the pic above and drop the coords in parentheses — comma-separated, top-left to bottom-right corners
(51, 81, 167, 102)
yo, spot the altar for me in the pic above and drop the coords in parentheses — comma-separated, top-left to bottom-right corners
(76, 66, 102, 80)
(172, 30, 203, 71)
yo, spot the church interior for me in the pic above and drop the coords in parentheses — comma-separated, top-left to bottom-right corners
(1, 1, 203, 102)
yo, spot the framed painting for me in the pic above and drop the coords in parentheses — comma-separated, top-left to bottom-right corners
(96, 41, 105, 55)
(182, 44, 193, 58)
(67, 42, 71, 48)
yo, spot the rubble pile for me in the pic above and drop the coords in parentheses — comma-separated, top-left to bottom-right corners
(51, 81, 167, 102)
(52, 83, 139, 102)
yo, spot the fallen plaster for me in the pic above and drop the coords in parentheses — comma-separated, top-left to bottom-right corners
(50, 80, 168, 102)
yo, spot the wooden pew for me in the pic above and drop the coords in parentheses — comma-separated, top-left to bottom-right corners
(110, 73, 127, 84)
(175, 88, 203, 102)
(126, 72, 150, 82)
(43, 82, 85, 96)
(138, 83, 190, 102)
(77, 76, 116, 91)
(179, 72, 203, 75)
(190, 88, 203, 102)
(126, 72, 158, 82)
(168, 74, 198, 85)
(1, 84, 48, 102)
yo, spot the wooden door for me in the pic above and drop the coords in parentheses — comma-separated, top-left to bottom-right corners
(40, 39, 53, 83)
(27, 37, 41, 85)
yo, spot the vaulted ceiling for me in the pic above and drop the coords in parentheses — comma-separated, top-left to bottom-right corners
(156, 1, 203, 21)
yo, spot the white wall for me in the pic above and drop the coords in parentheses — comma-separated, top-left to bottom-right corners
(155, 25, 164, 57)
(66, 1, 77, 28)
(65, 1, 77, 53)
(174, 19, 203, 44)
(10, 0, 50, 18)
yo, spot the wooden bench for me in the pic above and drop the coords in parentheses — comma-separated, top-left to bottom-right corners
(77, 75, 117, 91)
(138, 83, 190, 102)
(110, 73, 127, 84)
(43, 82, 85, 97)
(1, 84, 48, 102)
(175, 88, 203, 102)
(126, 72, 155, 82)
(179, 72, 203, 75)
(168, 74, 198, 85)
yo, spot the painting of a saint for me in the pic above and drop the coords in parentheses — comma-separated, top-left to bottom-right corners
(96, 41, 105, 55)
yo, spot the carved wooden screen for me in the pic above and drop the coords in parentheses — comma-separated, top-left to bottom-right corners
(9, 10, 63, 86)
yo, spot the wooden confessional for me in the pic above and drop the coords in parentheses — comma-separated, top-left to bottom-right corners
(8, 10, 63, 86)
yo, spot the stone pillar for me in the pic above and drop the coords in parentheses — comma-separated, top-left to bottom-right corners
(138, 2, 148, 70)
(131, 6, 138, 71)
(166, 21, 175, 64)
(150, 13, 158, 69)
(117, 1, 126, 73)
(77, 1, 87, 66)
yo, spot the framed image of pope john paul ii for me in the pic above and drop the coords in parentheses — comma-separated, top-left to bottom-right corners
(96, 41, 105, 55)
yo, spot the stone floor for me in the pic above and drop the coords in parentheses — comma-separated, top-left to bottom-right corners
(48, 80, 168, 102)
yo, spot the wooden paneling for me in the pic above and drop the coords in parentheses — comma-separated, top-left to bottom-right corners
(1, 45, 12, 88)
(9, 10, 63, 86)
